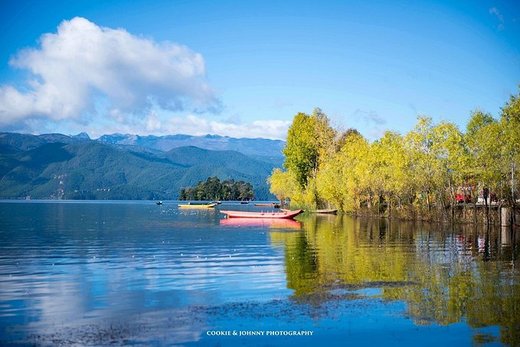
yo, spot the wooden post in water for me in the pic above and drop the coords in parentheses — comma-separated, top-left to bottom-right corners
(512, 162, 516, 227)
(501, 207, 511, 227)
(484, 188, 490, 225)
(501, 225, 511, 246)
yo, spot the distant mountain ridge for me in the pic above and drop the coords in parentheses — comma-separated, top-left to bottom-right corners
(97, 133, 285, 159)
(0, 132, 283, 200)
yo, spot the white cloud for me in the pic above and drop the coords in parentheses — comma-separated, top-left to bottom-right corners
(145, 112, 162, 132)
(160, 114, 290, 139)
(78, 113, 290, 140)
(0, 17, 291, 140)
(489, 7, 505, 30)
(0, 17, 217, 126)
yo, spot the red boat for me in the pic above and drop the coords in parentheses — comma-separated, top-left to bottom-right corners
(220, 209, 303, 219)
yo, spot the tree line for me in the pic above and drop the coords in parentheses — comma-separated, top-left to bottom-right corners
(269, 91, 520, 221)
(179, 176, 254, 201)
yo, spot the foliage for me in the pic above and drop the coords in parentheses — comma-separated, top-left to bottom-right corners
(268, 168, 299, 202)
(179, 176, 254, 201)
(283, 108, 336, 189)
(279, 108, 336, 208)
(283, 112, 319, 189)
(500, 94, 520, 202)
(270, 90, 520, 219)
(465, 111, 504, 196)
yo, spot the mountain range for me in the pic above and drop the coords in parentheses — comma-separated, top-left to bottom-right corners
(0, 132, 285, 200)
(97, 133, 285, 161)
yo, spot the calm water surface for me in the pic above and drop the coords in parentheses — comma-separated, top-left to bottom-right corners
(0, 201, 518, 346)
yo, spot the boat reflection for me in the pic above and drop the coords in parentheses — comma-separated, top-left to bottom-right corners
(219, 217, 302, 230)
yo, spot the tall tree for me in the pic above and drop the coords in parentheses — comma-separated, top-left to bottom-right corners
(465, 111, 503, 201)
(283, 109, 335, 189)
(283, 112, 318, 189)
(500, 92, 520, 205)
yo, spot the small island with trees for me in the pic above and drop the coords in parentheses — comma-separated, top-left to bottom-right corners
(179, 176, 254, 201)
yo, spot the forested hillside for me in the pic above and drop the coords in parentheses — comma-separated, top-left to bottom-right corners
(0, 133, 278, 200)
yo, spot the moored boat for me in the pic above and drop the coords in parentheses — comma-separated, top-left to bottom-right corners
(254, 203, 281, 208)
(312, 209, 338, 214)
(178, 202, 217, 209)
(220, 209, 303, 219)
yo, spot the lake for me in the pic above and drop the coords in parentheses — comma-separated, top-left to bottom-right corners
(0, 201, 518, 346)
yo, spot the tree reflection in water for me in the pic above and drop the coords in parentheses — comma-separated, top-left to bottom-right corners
(270, 215, 519, 345)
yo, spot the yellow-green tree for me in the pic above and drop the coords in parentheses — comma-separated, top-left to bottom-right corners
(268, 168, 300, 203)
(500, 93, 520, 204)
(277, 108, 336, 208)
(332, 131, 369, 212)
(430, 121, 468, 212)
(283, 112, 318, 189)
(404, 117, 439, 213)
(372, 131, 413, 216)
(465, 111, 503, 200)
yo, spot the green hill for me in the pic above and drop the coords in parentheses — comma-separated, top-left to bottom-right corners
(0, 133, 278, 200)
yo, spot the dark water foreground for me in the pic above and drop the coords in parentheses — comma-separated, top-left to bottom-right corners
(0, 201, 518, 346)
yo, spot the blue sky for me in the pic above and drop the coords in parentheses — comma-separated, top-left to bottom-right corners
(0, 0, 518, 139)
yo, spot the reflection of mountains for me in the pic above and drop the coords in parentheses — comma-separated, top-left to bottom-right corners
(274, 215, 520, 345)
(220, 217, 302, 230)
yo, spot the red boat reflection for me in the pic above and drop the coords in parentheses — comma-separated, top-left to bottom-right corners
(220, 217, 302, 230)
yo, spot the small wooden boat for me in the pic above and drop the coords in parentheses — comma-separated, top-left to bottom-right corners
(312, 209, 338, 214)
(220, 209, 303, 219)
(240, 201, 249, 204)
(178, 202, 217, 209)
(155, 201, 163, 205)
(254, 203, 281, 208)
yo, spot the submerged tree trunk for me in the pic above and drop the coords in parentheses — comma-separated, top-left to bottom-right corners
(449, 181, 455, 223)
(483, 187, 490, 225)
(388, 195, 392, 219)
(511, 163, 516, 226)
